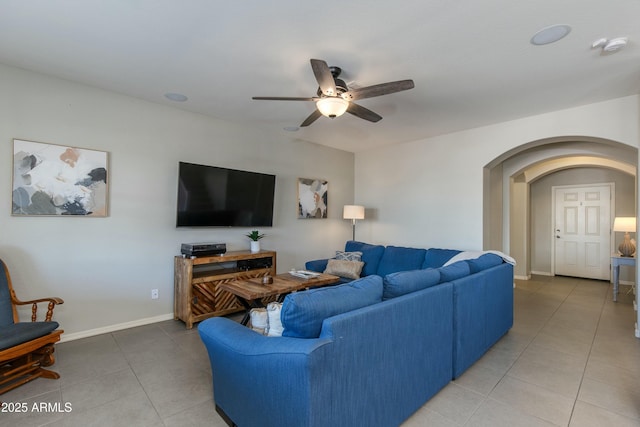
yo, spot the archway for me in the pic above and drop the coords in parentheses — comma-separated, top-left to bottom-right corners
(483, 137, 637, 280)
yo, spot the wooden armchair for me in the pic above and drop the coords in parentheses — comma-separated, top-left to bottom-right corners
(0, 259, 64, 394)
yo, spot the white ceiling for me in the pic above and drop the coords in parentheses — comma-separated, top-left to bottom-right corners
(1, 1, 639, 153)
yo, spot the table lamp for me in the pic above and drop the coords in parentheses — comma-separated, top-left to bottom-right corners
(613, 216, 636, 257)
(343, 205, 365, 241)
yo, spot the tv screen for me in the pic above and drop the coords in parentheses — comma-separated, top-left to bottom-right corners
(176, 162, 276, 227)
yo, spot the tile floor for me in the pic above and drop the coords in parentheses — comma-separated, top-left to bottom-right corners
(1, 275, 639, 426)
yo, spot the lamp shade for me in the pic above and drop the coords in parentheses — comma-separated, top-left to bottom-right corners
(343, 205, 365, 220)
(316, 97, 348, 118)
(613, 217, 636, 232)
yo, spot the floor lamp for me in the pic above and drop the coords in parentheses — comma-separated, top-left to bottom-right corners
(343, 205, 365, 241)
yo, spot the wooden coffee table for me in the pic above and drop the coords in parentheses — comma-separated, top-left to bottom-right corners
(220, 272, 341, 325)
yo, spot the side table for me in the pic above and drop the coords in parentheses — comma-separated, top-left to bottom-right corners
(611, 255, 635, 302)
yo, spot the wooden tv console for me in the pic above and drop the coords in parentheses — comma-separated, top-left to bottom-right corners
(174, 250, 277, 329)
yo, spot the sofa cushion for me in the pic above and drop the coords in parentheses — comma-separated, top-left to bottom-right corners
(345, 241, 385, 277)
(383, 268, 441, 300)
(324, 259, 364, 279)
(466, 253, 503, 273)
(422, 248, 461, 269)
(438, 261, 471, 282)
(376, 246, 427, 277)
(281, 275, 383, 338)
(0, 321, 59, 351)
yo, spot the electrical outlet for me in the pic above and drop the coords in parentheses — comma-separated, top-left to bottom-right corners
(151, 289, 159, 300)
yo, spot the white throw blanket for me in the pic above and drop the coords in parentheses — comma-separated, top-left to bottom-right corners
(442, 250, 516, 267)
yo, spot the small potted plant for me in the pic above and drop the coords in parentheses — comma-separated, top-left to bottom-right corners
(246, 230, 265, 253)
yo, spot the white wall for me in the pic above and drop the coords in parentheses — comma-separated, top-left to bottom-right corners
(355, 96, 640, 250)
(0, 64, 355, 338)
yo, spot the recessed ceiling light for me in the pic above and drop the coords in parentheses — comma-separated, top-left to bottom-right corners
(283, 126, 299, 132)
(164, 93, 188, 102)
(530, 24, 572, 46)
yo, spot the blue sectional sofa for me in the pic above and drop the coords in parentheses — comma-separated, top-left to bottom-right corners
(198, 241, 514, 427)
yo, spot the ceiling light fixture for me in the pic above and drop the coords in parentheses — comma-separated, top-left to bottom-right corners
(316, 97, 348, 118)
(530, 24, 572, 45)
(164, 92, 188, 102)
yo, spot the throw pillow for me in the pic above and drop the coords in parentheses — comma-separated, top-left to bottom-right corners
(281, 275, 383, 338)
(249, 308, 268, 335)
(324, 259, 364, 279)
(266, 302, 283, 337)
(335, 250, 363, 261)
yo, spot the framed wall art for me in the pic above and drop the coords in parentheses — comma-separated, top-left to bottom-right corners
(298, 177, 328, 219)
(12, 139, 109, 217)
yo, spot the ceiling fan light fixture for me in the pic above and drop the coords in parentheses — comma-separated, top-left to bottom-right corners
(316, 97, 348, 118)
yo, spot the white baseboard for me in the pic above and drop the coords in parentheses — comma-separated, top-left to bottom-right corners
(530, 271, 553, 276)
(514, 274, 531, 280)
(59, 313, 175, 343)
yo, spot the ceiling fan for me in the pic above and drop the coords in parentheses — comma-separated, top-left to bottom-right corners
(252, 59, 415, 127)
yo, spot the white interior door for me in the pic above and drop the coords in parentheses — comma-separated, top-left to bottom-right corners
(554, 184, 612, 280)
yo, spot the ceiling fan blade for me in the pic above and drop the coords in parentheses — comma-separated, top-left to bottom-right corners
(252, 96, 316, 101)
(346, 102, 382, 123)
(300, 109, 323, 127)
(310, 59, 338, 96)
(343, 79, 415, 101)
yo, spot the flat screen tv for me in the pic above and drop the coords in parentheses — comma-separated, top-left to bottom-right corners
(176, 162, 276, 227)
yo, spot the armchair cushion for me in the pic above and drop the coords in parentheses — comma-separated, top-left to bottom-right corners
(0, 321, 60, 351)
(0, 269, 13, 327)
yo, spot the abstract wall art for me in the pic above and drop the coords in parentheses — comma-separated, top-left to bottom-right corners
(298, 177, 328, 219)
(12, 139, 109, 216)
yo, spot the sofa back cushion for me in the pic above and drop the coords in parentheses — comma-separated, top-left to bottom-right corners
(281, 275, 383, 338)
(383, 268, 441, 300)
(345, 241, 385, 277)
(438, 260, 471, 282)
(466, 253, 503, 273)
(376, 246, 427, 277)
(422, 248, 461, 269)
